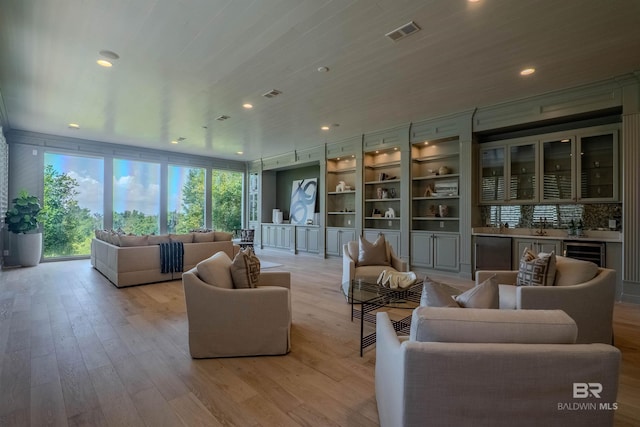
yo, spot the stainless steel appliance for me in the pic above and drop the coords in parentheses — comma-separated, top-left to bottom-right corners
(563, 241, 606, 267)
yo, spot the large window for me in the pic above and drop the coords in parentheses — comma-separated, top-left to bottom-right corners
(211, 170, 243, 232)
(43, 153, 104, 257)
(113, 159, 160, 234)
(168, 165, 206, 233)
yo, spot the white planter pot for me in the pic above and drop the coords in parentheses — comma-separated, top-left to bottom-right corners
(17, 232, 42, 267)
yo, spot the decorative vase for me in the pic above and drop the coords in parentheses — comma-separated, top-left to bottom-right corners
(272, 209, 283, 224)
(438, 205, 448, 218)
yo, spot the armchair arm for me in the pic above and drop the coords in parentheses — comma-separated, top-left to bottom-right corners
(476, 270, 517, 285)
(375, 312, 407, 427)
(342, 244, 355, 285)
(518, 269, 616, 344)
(258, 271, 291, 289)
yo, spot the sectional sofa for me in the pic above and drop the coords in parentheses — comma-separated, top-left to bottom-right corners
(91, 231, 239, 287)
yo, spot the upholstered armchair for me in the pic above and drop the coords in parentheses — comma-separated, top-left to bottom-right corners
(342, 237, 407, 297)
(375, 307, 620, 427)
(476, 255, 616, 344)
(182, 255, 291, 358)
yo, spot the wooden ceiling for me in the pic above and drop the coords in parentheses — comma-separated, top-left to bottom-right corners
(1, 0, 639, 160)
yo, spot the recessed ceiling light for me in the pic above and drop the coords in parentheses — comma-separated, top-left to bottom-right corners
(243, 103, 253, 109)
(520, 67, 536, 76)
(317, 66, 330, 73)
(97, 50, 119, 68)
(171, 140, 179, 144)
(321, 126, 330, 131)
(237, 151, 244, 155)
(96, 59, 113, 67)
(68, 123, 80, 129)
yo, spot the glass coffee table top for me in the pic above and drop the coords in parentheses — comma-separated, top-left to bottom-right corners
(344, 278, 423, 309)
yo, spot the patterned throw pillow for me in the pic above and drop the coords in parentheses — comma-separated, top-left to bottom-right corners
(516, 248, 556, 286)
(231, 248, 261, 288)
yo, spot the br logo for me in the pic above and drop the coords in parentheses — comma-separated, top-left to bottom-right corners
(573, 383, 602, 398)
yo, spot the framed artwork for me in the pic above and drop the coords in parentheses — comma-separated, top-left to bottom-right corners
(289, 178, 317, 225)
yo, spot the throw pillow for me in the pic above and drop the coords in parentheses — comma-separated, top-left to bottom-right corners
(214, 231, 233, 241)
(118, 235, 149, 247)
(420, 277, 461, 308)
(231, 248, 261, 289)
(196, 252, 233, 288)
(192, 231, 215, 243)
(357, 235, 389, 267)
(516, 248, 556, 286)
(169, 233, 194, 243)
(454, 275, 499, 309)
(148, 234, 170, 245)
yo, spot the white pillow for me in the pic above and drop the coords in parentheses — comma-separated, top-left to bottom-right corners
(196, 252, 233, 288)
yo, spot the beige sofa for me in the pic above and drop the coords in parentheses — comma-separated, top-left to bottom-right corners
(476, 256, 616, 344)
(376, 307, 620, 427)
(91, 233, 239, 287)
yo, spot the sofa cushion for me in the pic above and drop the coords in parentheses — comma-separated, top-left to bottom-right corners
(410, 307, 578, 344)
(454, 276, 498, 309)
(170, 233, 194, 243)
(193, 231, 215, 243)
(148, 234, 170, 245)
(231, 248, 261, 289)
(420, 277, 461, 308)
(498, 284, 517, 309)
(118, 235, 149, 247)
(554, 255, 599, 287)
(357, 235, 389, 267)
(196, 251, 233, 288)
(214, 231, 233, 241)
(516, 248, 556, 286)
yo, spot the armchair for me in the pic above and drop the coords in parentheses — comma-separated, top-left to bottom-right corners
(342, 239, 407, 297)
(183, 267, 291, 358)
(376, 307, 620, 427)
(476, 263, 616, 344)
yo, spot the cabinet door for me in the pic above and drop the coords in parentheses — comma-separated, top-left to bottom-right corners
(296, 227, 307, 251)
(537, 240, 562, 255)
(339, 229, 356, 248)
(541, 137, 575, 202)
(578, 131, 618, 202)
(307, 228, 319, 253)
(508, 142, 537, 202)
(326, 228, 340, 256)
(480, 146, 506, 203)
(433, 234, 459, 271)
(411, 233, 433, 268)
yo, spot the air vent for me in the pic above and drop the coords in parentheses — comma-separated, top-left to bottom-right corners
(176, 137, 186, 142)
(385, 21, 421, 42)
(262, 89, 282, 98)
(216, 115, 231, 121)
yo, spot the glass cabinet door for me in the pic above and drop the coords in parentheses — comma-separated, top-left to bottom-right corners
(578, 131, 618, 201)
(541, 137, 574, 202)
(480, 146, 505, 203)
(508, 142, 537, 202)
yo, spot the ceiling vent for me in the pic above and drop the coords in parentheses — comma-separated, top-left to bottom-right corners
(176, 137, 186, 142)
(385, 21, 421, 42)
(216, 115, 230, 121)
(262, 89, 282, 98)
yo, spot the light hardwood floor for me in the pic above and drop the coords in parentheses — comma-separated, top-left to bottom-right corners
(0, 250, 638, 426)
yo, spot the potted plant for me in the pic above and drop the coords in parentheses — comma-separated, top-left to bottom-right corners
(4, 190, 43, 266)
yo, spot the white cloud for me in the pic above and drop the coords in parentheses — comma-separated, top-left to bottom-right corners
(67, 171, 103, 214)
(113, 175, 160, 215)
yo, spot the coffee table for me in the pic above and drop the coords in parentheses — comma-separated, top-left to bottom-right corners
(345, 278, 423, 356)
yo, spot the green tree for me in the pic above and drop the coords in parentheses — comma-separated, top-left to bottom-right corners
(212, 170, 242, 232)
(176, 168, 205, 233)
(113, 210, 159, 235)
(42, 165, 83, 256)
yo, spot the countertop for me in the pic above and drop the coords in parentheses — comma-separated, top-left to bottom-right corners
(472, 227, 622, 243)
